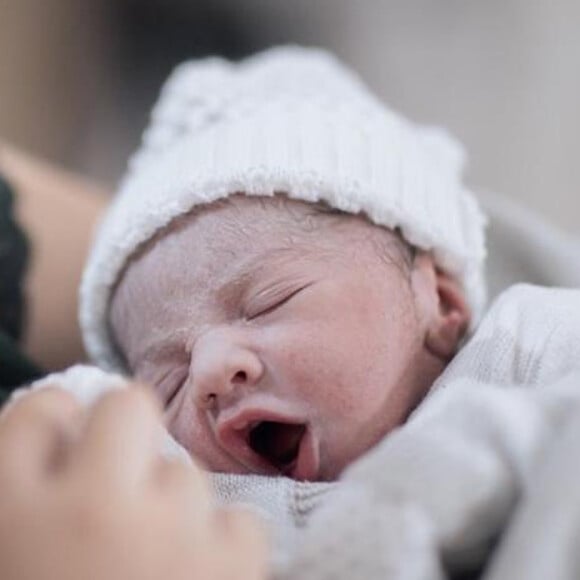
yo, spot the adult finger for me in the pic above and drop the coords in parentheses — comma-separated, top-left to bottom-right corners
(70, 386, 163, 491)
(214, 507, 268, 579)
(154, 457, 214, 529)
(0, 388, 80, 486)
(155, 457, 210, 498)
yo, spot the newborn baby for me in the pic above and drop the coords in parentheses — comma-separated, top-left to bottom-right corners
(109, 195, 469, 481)
(26, 46, 580, 579)
(80, 46, 486, 483)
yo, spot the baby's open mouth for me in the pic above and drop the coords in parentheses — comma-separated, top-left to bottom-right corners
(216, 409, 319, 480)
(248, 421, 306, 472)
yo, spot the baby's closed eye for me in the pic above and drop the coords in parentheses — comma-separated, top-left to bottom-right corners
(154, 366, 189, 407)
(245, 283, 313, 320)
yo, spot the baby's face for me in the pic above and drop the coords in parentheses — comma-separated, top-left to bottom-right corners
(111, 196, 457, 481)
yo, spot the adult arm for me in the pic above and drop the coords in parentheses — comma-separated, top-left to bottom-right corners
(0, 143, 109, 370)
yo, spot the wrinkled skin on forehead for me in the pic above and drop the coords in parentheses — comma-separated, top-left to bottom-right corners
(110, 195, 469, 481)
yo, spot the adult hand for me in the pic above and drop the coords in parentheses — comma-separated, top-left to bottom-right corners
(0, 387, 266, 580)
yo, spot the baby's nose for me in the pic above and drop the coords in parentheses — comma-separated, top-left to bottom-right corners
(189, 328, 264, 411)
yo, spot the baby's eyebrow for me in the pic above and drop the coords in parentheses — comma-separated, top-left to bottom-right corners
(214, 246, 303, 307)
(214, 262, 256, 307)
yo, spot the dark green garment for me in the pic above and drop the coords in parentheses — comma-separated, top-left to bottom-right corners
(0, 331, 42, 404)
(0, 174, 43, 403)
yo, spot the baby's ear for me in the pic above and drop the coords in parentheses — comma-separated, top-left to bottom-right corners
(411, 254, 470, 361)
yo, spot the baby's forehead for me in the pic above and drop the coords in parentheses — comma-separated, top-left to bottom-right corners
(143, 194, 380, 264)
(175, 195, 346, 236)
(114, 197, 418, 323)
(114, 195, 392, 308)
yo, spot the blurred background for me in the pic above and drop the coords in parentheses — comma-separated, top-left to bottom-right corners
(1, 0, 579, 232)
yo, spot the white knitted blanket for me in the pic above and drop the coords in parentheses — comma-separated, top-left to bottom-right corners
(24, 283, 580, 580)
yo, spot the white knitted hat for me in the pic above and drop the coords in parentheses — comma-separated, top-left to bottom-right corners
(80, 45, 487, 372)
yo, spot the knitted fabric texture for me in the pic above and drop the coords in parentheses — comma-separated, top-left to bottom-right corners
(80, 45, 487, 371)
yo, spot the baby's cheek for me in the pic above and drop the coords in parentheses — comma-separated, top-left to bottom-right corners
(164, 398, 213, 466)
(278, 332, 359, 413)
